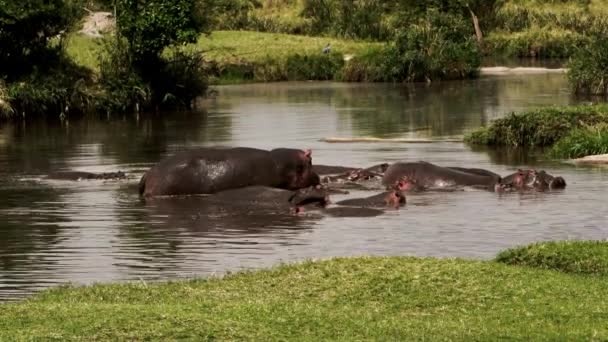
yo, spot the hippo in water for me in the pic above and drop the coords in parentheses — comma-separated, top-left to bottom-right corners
(139, 147, 320, 197)
(335, 190, 406, 209)
(497, 169, 566, 192)
(383, 161, 498, 191)
(209, 185, 330, 214)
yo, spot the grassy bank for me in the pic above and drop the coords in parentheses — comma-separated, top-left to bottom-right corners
(465, 104, 608, 158)
(2, 241, 608, 340)
(65, 31, 382, 84)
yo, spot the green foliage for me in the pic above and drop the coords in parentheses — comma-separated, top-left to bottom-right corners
(464, 104, 608, 147)
(2, 256, 608, 339)
(549, 124, 608, 159)
(0, 0, 84, 79)
(568, 35, 608, 96)
(496, 240, 608, 276)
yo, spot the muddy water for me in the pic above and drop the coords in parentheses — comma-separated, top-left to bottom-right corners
(1, 73, 607, 301)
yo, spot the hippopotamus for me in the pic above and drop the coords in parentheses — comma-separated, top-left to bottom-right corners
(139, 147, 320, 197)
(335, 190, 406, 209)
(383, 161, 498, 191)
(209, 185, 330, 214)
(45, 171, 127, 181)
(204, 185, 386, 217)
(498, 169, 566, 192)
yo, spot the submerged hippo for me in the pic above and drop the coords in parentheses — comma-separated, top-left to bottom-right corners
(335, 190, 406, 209)
(383, 161, 498, 191)
(139, 147, 320, 197)
(45, 171, 127, 181)
(210, 185, 330, 214)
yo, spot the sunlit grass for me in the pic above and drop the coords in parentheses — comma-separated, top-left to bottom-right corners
(2, 246, 608, 340)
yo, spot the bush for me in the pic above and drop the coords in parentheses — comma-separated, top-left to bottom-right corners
(380, 13, 481, 82)
(464, 105, 608, 147)
(96, 37, 150, 114)
(549, 124, 608, 158)
(568, 35, 608, 96)
(496, 240, 608, 276)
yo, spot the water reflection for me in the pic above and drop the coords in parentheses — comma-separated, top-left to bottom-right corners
(0, 73, 607, 301)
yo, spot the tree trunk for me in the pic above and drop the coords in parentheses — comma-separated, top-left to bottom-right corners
(468, 7, 483, 44)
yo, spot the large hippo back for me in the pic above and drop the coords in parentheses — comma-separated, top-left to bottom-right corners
(383, 162, 498, 189)
(140, 147, 318, 197)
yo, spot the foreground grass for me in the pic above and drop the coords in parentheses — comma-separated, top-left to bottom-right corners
(2, 246, 608, 340)
(465, 104, 608, 158)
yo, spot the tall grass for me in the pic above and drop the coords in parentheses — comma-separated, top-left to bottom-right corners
(486, 0, 608, 57)
(568, 35, 608, 96)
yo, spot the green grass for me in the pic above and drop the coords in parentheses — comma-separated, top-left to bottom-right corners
(464, 104, 608, 148)
(497, 240, 608, 276)
(196, 30, 381, 64)
(64, 30, 382, 84)
(3, 241, 608, 340)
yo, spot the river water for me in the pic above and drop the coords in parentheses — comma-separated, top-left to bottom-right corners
(1, 72, 607, 301)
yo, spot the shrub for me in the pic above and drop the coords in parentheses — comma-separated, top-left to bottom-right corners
(549, 124, 608, 159)
(286, 52, 344, 80)
(464, 105, 608, 147)
(96, 37, 150, 114)
(496, 240, 608, 276)
(381, 13, 481, 82)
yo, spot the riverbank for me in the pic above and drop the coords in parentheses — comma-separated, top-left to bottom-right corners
(1, 241, 607, 340)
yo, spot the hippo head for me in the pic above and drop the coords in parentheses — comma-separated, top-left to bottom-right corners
(271, 148, 320, 190)
(384, 190, 406, 209)
(289, 185, 330, 215)
(532, 170, 567, 191)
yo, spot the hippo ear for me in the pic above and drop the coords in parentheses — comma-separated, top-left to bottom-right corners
(304, 149, 312, 159)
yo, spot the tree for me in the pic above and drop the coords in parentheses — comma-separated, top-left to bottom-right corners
(116, 0, 204, 64)
(0, 0, 83, 79)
